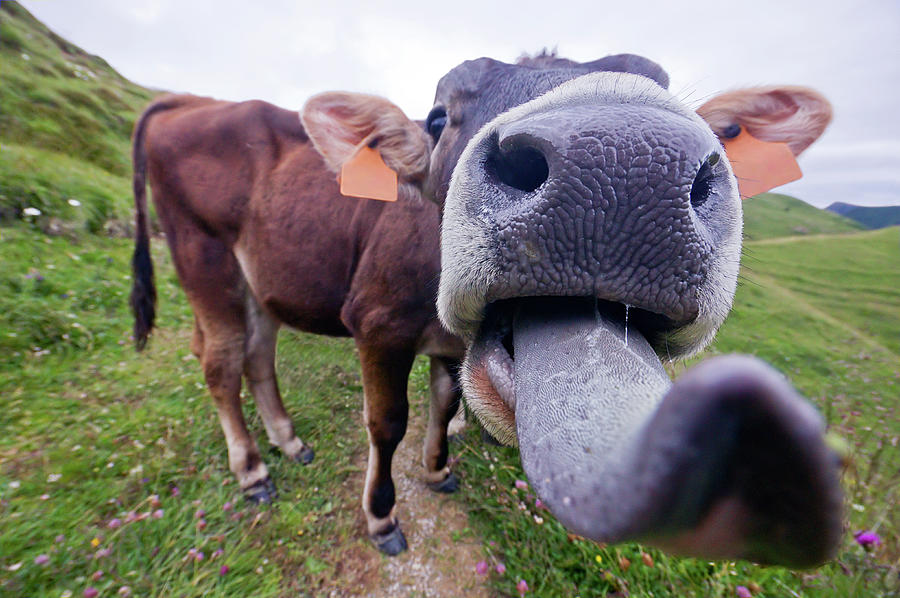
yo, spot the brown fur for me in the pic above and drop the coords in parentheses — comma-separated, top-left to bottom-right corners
(131, 93, 464, 540)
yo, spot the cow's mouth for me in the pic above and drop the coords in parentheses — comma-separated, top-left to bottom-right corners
(460, 295, 842, 567)
(464, 297, 676, 445)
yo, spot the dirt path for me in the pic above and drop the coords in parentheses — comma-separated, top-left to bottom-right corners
(334, 405, 490, 598)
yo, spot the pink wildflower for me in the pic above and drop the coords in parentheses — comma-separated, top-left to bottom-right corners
(736, 587, 752, 598)
(496, 562, 506, 575)
(92, 570, 104, 581)
(219, 564, 230, 576)
(84, 588, 99, 598)
(95, 548, 111, 559)
(196, 519, 207, 531)
(152, 509, 164, 519)
(535, 498, 544, 509)
(118, 586, 132, 597)
(517, 579, 529, 595)
(195, 551, 204, 562)
(171, 486, 180, 497)
(514, 480, 528, 490)
(107, 518, 122, 529)
(124, 511, 138, 523)
(195, 509, 206, 519)
(475, 560, 489, 575)
(34, 554, 50, 565)
(211, 548, 224, 560)
(855, 530, 881, 549)
(149, 494, 161, 508)
(55, 534, 65, 543)
(223, 501, 233, 511)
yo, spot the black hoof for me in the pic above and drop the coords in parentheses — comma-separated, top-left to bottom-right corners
(243, 477, 278, 504)
(372, 523, 408, 556)
(293, 445, 315, 465)
(427, 472, 459, 493)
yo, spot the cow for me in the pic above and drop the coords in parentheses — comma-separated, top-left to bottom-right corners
(299, 52, 843, 567)
(129, 94, 465, 555)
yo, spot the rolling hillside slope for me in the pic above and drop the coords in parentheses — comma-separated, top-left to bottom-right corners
(741, 192, 865, 240)
(0, 1, 154, 230)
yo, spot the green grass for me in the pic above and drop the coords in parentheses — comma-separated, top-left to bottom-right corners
(741, 193, 865, 241)
(0, 223, 409, 597)
(2, 223, 898, 597)
(0, 143, 134, 232)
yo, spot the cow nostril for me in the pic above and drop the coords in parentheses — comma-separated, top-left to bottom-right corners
(487, 143, 549, 193)
(690, 152, 720, 208)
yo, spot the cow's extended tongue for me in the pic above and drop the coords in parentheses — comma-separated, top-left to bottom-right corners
(512, 297, 842, 567)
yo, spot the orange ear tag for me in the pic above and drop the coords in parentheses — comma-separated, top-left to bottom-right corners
(723, 131, 803, 199)
(339, 145, 398, 202)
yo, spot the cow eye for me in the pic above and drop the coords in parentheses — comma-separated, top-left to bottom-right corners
(426, 107, 448, 141)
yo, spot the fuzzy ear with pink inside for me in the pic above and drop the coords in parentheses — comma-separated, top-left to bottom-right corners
(301, 92, 431, 183)
(698, 86, 832, 198)
(697, 85, 832, 157)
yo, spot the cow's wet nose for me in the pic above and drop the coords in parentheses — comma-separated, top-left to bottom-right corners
(457, 103, 739, 327)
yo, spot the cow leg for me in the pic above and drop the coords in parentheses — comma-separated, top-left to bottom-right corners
(243, 295, 314, 464)
(422, 357, 462, 493)
(164, 221, 275, 503)
(194, 312, 274, 502)
(357, 342, 414, 556)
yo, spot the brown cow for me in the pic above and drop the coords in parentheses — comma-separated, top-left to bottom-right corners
(130, 94, 464, 555)
(300, 54, 843, 567)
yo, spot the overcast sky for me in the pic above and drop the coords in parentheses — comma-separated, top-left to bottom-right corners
(20, 0, 900, 207)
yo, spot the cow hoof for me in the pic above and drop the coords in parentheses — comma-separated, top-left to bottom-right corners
(243, 477, 278, 504)
(293, 446, 315, 465)
(427, 472, 459, 493)
(372, 524, 408, 556)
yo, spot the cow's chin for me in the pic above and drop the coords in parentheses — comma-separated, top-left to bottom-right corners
(460, 297, 679, 447)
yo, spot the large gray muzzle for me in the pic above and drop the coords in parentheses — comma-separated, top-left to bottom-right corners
(437, 72, 842, 567)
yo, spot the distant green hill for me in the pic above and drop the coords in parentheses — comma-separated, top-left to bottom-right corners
(741, 192, 864, 241)
(826, 202, 900, 230)
(0, 1, 154, 231)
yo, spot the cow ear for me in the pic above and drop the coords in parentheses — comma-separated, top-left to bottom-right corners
(301, 92, 431, 182)
(697, 86, 832, 156)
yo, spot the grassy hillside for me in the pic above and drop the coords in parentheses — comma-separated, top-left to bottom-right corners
(742, 192, 865, 240)
(827, 202, 900, 230)
(2, 224, 897, 597)
(0, 1, 154, 229)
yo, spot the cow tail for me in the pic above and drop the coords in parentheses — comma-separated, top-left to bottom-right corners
(130, 99, 174, 350)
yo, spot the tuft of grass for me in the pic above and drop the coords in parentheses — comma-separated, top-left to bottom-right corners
(0, 143, 134, 232)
